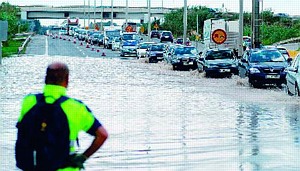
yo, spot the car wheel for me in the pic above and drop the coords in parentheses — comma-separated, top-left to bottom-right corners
(172, 65, 177, 70)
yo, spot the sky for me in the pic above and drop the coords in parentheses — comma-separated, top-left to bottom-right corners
(2, 0, 300, 16)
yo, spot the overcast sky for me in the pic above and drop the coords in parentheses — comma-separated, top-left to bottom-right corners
(1, 0, 300, 16)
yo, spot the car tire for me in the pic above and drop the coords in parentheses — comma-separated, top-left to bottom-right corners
(197, 65, 204, 73)
(172, 65, 177, 70)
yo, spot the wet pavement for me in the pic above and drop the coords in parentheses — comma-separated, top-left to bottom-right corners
(1, 35, 300, 171)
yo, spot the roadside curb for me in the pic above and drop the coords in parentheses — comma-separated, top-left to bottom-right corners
(18, 34, 33, 56)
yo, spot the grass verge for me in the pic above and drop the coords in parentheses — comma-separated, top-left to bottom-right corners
(2, 39, 23, 57)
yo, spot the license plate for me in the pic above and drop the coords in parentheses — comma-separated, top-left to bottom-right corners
(266, 75, 280, 79)
(220, 69, 230, 72)
(165, 36, 169, 38)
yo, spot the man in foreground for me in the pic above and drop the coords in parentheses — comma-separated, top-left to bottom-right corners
(15, 62, 108, 171)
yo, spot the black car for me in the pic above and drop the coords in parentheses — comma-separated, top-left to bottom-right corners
(238, 48, 292, 88)
(197, 48, 239, 77)
(169, 46, 199, 70)
(146, 43, 166, 63)
(150, 30, 160, 39)
(160, 31, 173, 43)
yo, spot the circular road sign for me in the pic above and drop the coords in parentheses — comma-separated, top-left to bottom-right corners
(212, 29, 227, 44)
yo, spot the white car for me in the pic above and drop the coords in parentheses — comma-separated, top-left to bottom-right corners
(136, 42, 155, 59)
(112, 37, 121, 51)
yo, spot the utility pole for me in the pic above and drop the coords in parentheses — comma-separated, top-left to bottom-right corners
(183, 0, 187, 44)
(84, 0, 86, 28)
(238, 0, 244, 57)
(125, 0, 128, 27)
(94, 0, 96, 25)
(252, 0, 260, 48)
(101, 0, 103, 31)
(147, 0, 151, 41)
(88, 0, 90, 28)
(111, 0, 114, 26)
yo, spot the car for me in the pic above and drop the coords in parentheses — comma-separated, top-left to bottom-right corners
(112, 37, 121, 51)
(285, 53, 300, 96)
(264, 45, 291, 60)
(174, 38, 191, 46)
(146, 43, 166, 63)
(58, 29, 67, 35)
(160, 31, 173, 43)
(197, 48, 239, 77)
(169, 46, 199, 70)
(90, 33, 104, 46)
(238, 48, 292, 88)
(150, 30, 160, 39)
(120, 39, 139, 57)
(136, 42, 155, 59)
(164, 44, 183, 64)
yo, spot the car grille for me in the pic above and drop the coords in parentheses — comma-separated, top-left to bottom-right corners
(216, 63, 231, 67)
(156, 54, 163, 57)
(262, 68, 282, 74)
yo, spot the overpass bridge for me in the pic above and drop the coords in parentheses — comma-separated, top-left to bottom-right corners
(19, 5, 176, 21)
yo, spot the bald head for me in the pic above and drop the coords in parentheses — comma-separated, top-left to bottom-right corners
(45, 62, 69, 87)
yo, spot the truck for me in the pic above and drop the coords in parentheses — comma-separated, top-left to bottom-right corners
(66, 17, 79, 35)
(122, 22, 137, 33)
(103, 28, 121, 49)
(203, 18, 239, 50)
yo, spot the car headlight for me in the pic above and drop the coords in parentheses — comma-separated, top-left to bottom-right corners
(249, 67, 260, 74)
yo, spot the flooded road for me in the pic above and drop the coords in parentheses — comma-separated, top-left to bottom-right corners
(1, 37, 300, 171)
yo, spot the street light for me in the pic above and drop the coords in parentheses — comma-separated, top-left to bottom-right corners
(111, 0, 114, 26)
(147, 0, 151, 40)
(183, 0, 187, 44)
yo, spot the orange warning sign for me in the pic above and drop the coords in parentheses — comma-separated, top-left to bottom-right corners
(212, 29, 227, 44)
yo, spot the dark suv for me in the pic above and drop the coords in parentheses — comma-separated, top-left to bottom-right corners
(238, 48, 292, 88)
(160, 31, 173, 43)
(150, 30, 160, 39)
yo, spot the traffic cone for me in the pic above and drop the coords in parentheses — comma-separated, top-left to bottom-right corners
(101, 52, 106, 56)
(96, 49, 100, 53)
(80, 41, 83, 46)
(91, 45, 95, 51)
(68, 37, 71, 41)
(73, 38, 76, 44)
(86, 43, 90, 48)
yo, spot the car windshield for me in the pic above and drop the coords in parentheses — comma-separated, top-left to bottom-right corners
(162, 32, 171, 36)
(175, 47, 198, 55)
(206, 50, 234, 60)
(150, 45, 164, 51)
(114, 38, 120, 42)
(122, 34, 139, 40)
(250, 50, 285, 62)
(140, 44, 150, 49)
(106, 31, 120, 37)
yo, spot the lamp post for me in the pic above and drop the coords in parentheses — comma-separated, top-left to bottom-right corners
(111, 0, 114, 26)
(94, 0, 96, 25)
(147, 0, 151, 41)
(101, 0, 103, 31)
(126, 0, 128, 27)
(238, 0, 244, 57)
(183, 0, 187, 44)
(84, 0, 86, 27)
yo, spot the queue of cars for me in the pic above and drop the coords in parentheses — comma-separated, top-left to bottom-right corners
(50, 27, 299, 92)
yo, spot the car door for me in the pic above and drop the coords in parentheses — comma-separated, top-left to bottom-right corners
(238, 52, 250, 78)
(286, 55, 300, 94)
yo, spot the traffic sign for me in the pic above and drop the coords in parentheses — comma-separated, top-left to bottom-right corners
(211, 29, 227, 44)
(140, 26, 145, 33)
(154, 23, 159, 29)
(125, 25, 133, 32)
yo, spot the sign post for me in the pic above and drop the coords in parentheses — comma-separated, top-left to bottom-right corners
(0, 21, 8, 65)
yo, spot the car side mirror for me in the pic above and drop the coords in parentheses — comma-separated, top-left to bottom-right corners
(287, 57, 293, 63)
(287, 66, 298, 72)
(199, 52, 203, 56)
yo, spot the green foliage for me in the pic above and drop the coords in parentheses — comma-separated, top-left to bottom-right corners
(162, 6, 300, 45)
(2, 39, 23, 57)
(0, 2, 20, 35)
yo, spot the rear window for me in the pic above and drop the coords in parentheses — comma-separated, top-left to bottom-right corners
(206, 50, 234, 60)
(162, 32, 172, 36)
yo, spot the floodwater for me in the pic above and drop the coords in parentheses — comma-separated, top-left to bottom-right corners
(1, 56, 300, 171)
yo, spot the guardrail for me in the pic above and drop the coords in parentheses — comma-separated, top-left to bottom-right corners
(18, 35, 32, 56)
(274, 37, 300, 45)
